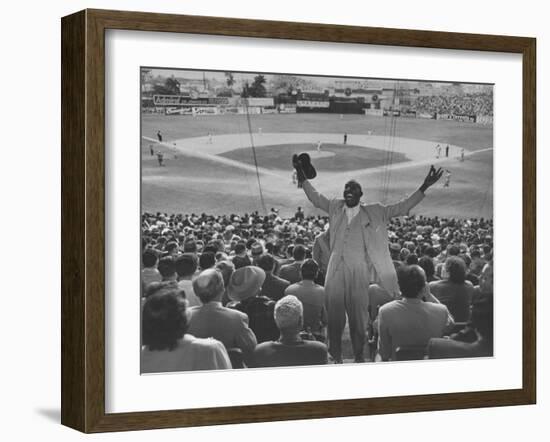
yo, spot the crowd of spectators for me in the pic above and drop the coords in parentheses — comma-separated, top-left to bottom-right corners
(141, 208, 493, 372)
(411, 93, 493, 117)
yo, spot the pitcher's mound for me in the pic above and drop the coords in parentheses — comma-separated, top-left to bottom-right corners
(219, 143, 408, 171)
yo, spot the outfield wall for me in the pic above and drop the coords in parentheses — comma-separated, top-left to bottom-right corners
(144, 102, 492, 124)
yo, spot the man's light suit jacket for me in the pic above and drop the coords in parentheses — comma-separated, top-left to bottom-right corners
(303, 180, 425, 296)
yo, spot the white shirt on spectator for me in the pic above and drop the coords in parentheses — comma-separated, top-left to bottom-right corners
(141, 335, 231, 373)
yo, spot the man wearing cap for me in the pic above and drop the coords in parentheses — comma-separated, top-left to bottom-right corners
(187, 269, 257, 356)
(295, 158, 443, 363)
(227, 266, 279, 343)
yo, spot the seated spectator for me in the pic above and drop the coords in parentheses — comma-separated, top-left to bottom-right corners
(141, 288, 231, 373)
(227, 266, 279, 343)
(435, 244, 460, 278)
(469, 249, 487, 277)
(367, 284, 394, 319)
(451, 261, 493, 343)
(389, 243, 403, 269)
(429, 257, 474, 321)
(278, 244, 295, 267)
(142, 280, 178, 309)
(215, 259, 235, 306)
(399, 248, 411, 263)
(232, 255, 251, 269)
(199, 251, 216, 270)
(459, 253, 479, 286)
(418, 256, 439, 282)
(257, 254, 290, 302)
(183, 239, 197, 255)
(215, 251, 229, 262)
(377, 265, 454, 361)
(164, 241, 179, 257)
(144, 280, 178, 298)
(312, 230, 330, 284)
(250, 295, 328, 368)
(175, 253, 201, 308)
(157, 256, 177, 282)
(142, 249, 161, 290)
(428, 294, 493, 359)
(203, 244, 218, 255)
(475, 260, 494, 301)
(250, 242, 264, 265)
(187, 269, 257, 355)
(232, 242, 251, 269)
(284, 259, 327, 338)
(279, 244, 307, 284)
(265, 242, 283, 273)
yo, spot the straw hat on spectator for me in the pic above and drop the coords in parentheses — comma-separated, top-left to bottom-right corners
(228, 266, 266, 302)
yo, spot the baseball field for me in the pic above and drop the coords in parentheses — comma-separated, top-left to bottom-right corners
(141, 113, 493, 219)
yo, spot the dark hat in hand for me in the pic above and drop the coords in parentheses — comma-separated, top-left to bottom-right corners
(292, 153, 317, 180)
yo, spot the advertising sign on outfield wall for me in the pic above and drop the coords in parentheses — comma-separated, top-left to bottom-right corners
(278, 104, 297, 113)
(244, 97, 274, 107)
(364, 108, 383, 116)
(296, 100, 330, 108)
(437, 113, 477, 123)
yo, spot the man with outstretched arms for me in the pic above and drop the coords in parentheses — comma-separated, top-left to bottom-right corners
(295, 159, 442, 362)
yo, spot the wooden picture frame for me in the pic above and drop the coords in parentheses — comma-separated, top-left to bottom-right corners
(61, 8, 536, 433)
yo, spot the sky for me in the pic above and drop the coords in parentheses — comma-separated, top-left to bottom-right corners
(144, 68, 494, 91)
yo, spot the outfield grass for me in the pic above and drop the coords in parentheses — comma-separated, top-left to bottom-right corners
(219, 143, 408, 171)
(143, 113, 493, 150)
(141, 113, 493, 219)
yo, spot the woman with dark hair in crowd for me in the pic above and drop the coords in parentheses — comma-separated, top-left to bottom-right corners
(418, 256, 439, 282)
(141, 288, 231, 373)
(141, 249, 161, 290)
(429, 256, 474, 321)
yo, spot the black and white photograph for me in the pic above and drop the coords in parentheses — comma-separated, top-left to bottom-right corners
(140, 68, 494, 373)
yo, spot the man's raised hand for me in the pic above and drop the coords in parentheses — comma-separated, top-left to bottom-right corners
(420, 165, 444, 193)
(292, 154, 306, 185)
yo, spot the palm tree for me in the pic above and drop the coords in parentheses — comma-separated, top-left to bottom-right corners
(248, 75, 267, 97)
(225, 72, 235, 88)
